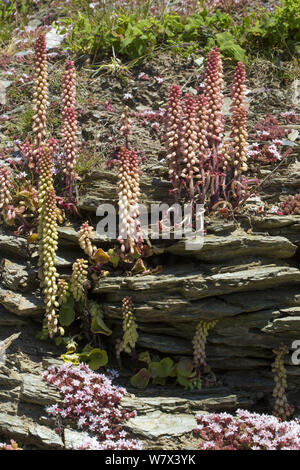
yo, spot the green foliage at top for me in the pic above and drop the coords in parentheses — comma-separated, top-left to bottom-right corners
(56, 9, 247, 63)
(56, 0, 300, 63)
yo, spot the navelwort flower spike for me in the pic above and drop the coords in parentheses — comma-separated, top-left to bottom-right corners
(78, 221, 96, 258)
(193, 320, 217, 371)
(70, 258, 88, 302)
(230, 61, 248, 182)
(38, 186, 60, 337)
(117, 146, 143, 254)
(62, 60, 76, 120)
(119, 297, 138, 355)
(57, 278, 69, 305)
(0, 167, 13, 216)
(272, 344, 294, 421)
(120, 106, 132, 149)
(32, 34, 48, 154)
(204, 47, 224, 147)
(181, 93, 199, 200)
(37, 145, 60, 337)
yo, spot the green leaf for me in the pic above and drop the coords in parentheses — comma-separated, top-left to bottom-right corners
(90, 315, 112, 336)
(130, 368, 151, 388)
(86, 348, 108, 370)
(159, 357, 174, 377)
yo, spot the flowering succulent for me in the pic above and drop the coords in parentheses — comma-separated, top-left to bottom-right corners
(78, 221, 96, 258)
(120, 106, 132, 149)
(32, 34, 48, 153)
(0, 167, 13, 216)
(194, 409, 300, 450)
(62, 60, 76, 119)
(230, 62, 248, 181)
(70, 258, 88, 302)
(165, 84, 182, 197)
(43, 363, 142, 450)
(180, 93, 199, 200)
(279, 194, 300, 215)
(204, 47, 224, 146)
(61, 60, 78, 192)
(37, 146, 60, 337)
(62, 107, 78, 188)
(272, 344, 294, 421)
(57, 278, 70, 305)
(38, 186, 60, 337)
(119, 297, 138, 355)
(117, 146, 143, 254)
(192, 320, 217, 371)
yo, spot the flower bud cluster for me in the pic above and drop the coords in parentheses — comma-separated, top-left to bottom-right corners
(272, 344, 294, 421)
(57, 278, 69, 305)
(38, 186, 59, 337)
(119, 297, 138, 354)
(120, 106, 132, 148)
(192, 320, 217, 371)
(78, 221, 96, 258)
(205, 47, 224, 146)
(32, 34, 48, 152)
(117, 146, 142, 254)
(181, 93, 199, 199)
(37, 145, 60, 337)
(70, 258, 88, 302)
(0, 167, 13, 215)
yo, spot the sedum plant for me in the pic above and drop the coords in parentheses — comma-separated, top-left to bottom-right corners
(194, 409, 300, 450)
(32, 34, 48, 161)
(43, 363, 142, 449)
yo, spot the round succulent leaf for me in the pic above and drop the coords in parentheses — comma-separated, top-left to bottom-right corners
(159, 357, 174, 377)
(149, 361, 163, 378)
(130, 368, 151, 389)
(86, 348, 108, 370)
